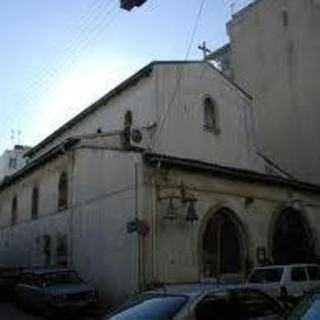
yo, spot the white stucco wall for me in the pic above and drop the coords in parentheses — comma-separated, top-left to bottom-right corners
(143, 166, 320, 285)
(27, 62, 264, 174)
(71, 148, 141, 303)
(0, 145, 320, 305)
(151, 63, 262, 171)
(0, 147, 142, 304)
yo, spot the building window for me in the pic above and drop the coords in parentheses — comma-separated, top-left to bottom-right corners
(56, 234, 68, 267)
(58, 172, 68, 211)
(31, 186, 39, 220)
(43, 235, 51, 266)
(124, 110, 133, 127)
(203, 96, 220, 134)
(282, 10, 289, 27)
(9, 158, 17, 169)
(11, 196, 18, 225)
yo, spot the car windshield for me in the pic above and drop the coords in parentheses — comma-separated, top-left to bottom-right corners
(289, 293, 320, 320)
(249, 268, 283, 284)
(106, 294, 188, 320)
(40, 271, 82, 286)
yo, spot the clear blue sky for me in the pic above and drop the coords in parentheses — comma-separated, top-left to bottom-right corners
(0, 0, 252, 153)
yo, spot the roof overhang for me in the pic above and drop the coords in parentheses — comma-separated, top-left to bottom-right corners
(143, 153, 320, 194)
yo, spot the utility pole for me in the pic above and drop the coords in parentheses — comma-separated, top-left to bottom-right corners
(120, 0, 147, 11)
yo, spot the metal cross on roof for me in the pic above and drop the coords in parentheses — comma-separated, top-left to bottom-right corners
(198, 41, 211, 60)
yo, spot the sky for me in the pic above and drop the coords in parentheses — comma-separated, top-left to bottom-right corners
(0, 0, 252, 153)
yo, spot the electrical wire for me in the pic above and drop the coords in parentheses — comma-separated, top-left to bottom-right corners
(153, 0, 207, 147)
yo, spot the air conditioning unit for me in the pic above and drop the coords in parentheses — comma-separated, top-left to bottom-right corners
(129, 127, 152, 150)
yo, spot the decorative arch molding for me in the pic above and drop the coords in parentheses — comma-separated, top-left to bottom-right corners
(198, 203, 252, 280)
(268, 203, 317, 264)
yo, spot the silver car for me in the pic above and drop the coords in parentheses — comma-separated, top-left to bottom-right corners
(104, 284, 286, 320)
(15, 268, 97, 316)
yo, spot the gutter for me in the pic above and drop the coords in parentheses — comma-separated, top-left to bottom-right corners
(143, 152, 320, 194)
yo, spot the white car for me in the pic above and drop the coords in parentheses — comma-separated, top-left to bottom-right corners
(104, 284, 285, 320)
(247, 264, 320, 299)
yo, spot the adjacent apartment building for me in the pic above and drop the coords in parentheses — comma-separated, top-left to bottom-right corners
(209, 0, 320, 184)
(0, 145, 30, 182)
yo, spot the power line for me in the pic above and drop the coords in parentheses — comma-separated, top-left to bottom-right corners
(11, 0, 119, 117)
(153, 0, 207, 147)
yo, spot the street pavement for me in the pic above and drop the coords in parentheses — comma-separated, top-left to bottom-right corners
(0, 302, 99, 319)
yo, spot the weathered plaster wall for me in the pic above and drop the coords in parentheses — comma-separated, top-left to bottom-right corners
(28, 62, 264, 174)
(143, 167, 320, 284)
(30, 73, 157, 160)
(0, 148, 142, 304)
(71, 148, 140, 303)
(228, 0, 320, 183)
(152, 63, 263, 172)
(0, 153, 72, 267)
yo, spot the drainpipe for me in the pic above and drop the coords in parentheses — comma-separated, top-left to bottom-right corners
(134, 160, 143, 291)
(69, 149, 76, 269)
(151, 175, 157, 284)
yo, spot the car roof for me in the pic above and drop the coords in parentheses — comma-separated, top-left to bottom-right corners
(253, 264, 320, 270)
(144, 283, 254, 298)
(24, 268, 73, 275)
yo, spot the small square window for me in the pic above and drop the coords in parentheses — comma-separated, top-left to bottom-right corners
(9, 158, 17, 169)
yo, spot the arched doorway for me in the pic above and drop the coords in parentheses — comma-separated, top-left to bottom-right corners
(272, 208, 315, 264)
(202, 208, 247, 278)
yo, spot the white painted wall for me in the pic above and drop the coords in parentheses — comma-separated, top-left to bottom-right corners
(71, 148, 140, 303)
(144, 167, 320, 284)
(0, 147, 142, 304)
(151, 63, 262, 171)
(0, 144, 320, 304)
(27, 62, 264, 174)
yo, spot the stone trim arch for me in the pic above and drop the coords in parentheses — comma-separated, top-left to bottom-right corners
(198, 204, 251, 280)
(268, 203, 317, 264)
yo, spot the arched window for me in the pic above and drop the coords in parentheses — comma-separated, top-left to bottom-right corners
(203, 96, 220, 134)
(124, 110, 133, 128)
(31, 186, 39, 220)
(58, 172, 68, 211)
(122, 110, 133, 147)
(11, 196, 18, 225)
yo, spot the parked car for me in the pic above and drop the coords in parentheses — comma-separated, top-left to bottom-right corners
(103, 284, 286, 320)
(0, 266, 27, 298)
(15, 267, 97, 316)
(247, 264, 320, 302)
(287, 287, 320, 319)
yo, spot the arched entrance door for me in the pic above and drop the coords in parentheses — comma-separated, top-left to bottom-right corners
(202, 208, 246, 278)
(272, 208, 314, 264)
